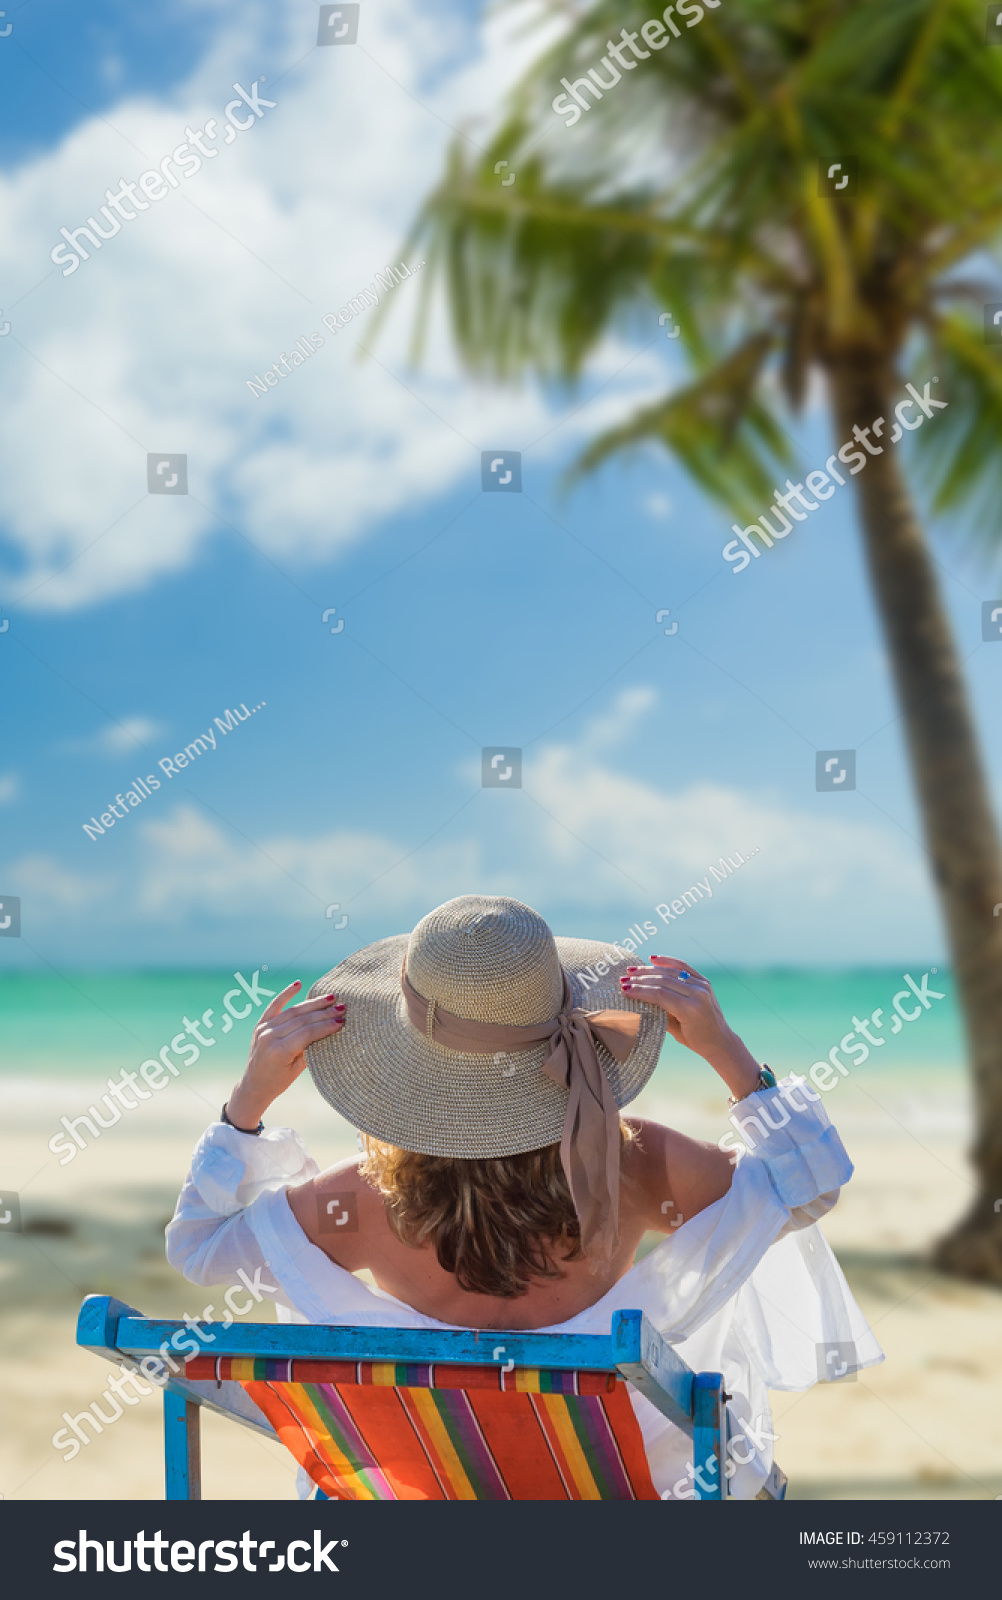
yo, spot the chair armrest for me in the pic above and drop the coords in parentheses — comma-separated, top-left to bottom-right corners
(612, 1309, 695, 1432)
(76, 1295, 277, 1440)
(76, 1294, 144, 1359)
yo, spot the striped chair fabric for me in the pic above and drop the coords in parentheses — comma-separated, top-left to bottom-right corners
(184, 1355, 660, 1501)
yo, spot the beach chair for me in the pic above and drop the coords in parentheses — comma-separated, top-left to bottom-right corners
(76, 1294, 786, 1502)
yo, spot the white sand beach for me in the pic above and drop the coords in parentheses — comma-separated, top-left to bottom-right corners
(2, 1069, 1000, 1501)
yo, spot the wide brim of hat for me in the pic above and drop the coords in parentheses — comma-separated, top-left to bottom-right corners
(305, 934, 667, 1159)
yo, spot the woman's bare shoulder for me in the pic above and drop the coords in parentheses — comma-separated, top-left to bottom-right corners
(285, 1156, 384, 1266)
(624, 1115, 736, 1231)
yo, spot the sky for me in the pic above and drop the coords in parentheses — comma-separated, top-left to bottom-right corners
(0, 0, 1000, 973)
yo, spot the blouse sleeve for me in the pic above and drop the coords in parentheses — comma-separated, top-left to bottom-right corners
(165, 1121, 319, 1288)
(644, 1074, 854, 1344)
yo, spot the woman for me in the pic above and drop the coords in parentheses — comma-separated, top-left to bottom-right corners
(167, 894, 881, 1499)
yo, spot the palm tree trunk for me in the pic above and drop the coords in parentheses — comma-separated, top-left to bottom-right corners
(830, 355, 1002, 1280)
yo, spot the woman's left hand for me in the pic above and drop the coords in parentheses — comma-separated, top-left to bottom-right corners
(620, 956, 761, 1098)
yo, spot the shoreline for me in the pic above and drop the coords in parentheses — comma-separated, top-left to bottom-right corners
(2, 1046, 994, 1502)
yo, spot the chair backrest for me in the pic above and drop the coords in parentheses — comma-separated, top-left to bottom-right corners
(76, 1295, 731, 1501)
(183, 1353, 657, 1499)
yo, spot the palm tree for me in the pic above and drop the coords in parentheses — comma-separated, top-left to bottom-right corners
(403, 0, 1002, 1279)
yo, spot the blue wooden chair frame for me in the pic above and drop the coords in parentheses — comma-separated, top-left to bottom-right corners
(77, 1294, 786, 1502)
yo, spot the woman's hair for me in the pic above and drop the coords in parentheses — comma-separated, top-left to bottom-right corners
(359, 1122, 634, 1299)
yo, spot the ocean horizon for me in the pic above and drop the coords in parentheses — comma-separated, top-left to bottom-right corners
(0, 965, 964, 1082)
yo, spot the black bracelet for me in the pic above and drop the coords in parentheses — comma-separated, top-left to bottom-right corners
(221, 1101, 264, 1135)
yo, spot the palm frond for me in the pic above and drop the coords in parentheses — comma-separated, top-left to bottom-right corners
(567, 332, 789, 513)
(913, 313, 1002, 551)
(395, 0, 1002, 533)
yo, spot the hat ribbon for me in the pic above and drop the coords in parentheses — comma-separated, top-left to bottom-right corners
(400, 965, 641, 1264)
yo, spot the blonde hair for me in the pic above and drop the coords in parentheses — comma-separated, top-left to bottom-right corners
(359, 1122, 634, 1299)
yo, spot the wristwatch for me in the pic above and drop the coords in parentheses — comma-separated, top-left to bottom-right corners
(221, 1102, 264, 1135)
(728, 1065, 777, 1107)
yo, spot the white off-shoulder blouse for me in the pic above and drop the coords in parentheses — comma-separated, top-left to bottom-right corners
(166, 1079, 883, 1500)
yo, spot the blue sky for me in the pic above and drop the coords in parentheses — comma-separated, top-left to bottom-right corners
(0, 0, 999, 972)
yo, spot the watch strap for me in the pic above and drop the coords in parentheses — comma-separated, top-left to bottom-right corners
(221, 1101, 264, 1135)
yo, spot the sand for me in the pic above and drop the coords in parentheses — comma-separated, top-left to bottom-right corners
(2, 1070, 1000, 1500)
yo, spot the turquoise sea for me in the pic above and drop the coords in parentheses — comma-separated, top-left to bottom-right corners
(0, 966, 965, 1086)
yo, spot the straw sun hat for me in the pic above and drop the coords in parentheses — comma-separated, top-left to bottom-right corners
(305, 894, 666, 1161)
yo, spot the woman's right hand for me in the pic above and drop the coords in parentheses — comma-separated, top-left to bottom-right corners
(224, 981, 345, 1130)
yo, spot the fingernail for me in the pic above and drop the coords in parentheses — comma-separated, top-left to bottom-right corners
(627, 967, 638, 973)
(293, 980, 302, 988)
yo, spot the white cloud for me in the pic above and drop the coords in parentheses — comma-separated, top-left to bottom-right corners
(0, 773, 20, 804)
(59, 715, 166, 757)
(524, 742, 925, 919)
(50, 686, 930, 962)
(644, 492, 672, 518)
(0, 682, 939, 959)
(131, 801, 487, 924)
(4, 853, 111, 911)
(575, 685, 658, 752)
(0, 0, 666, 612)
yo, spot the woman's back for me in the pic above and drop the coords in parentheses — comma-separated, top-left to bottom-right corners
(286, 1115, 734, 1328)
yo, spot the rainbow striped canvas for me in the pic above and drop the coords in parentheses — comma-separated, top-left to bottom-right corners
(185, 1355, 658, 1500)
